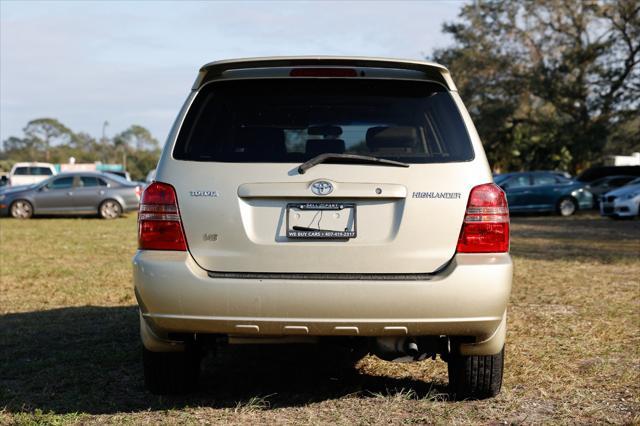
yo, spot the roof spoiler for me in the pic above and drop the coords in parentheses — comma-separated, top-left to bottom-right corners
(192, 56, 457, 91)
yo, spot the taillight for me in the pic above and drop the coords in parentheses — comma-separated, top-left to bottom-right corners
(135, 185, 142, 199)
(138, 182, 187, 251)
(456, 183, 509, 253)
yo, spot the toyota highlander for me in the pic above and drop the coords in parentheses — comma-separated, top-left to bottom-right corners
(133, 57, 513, 399)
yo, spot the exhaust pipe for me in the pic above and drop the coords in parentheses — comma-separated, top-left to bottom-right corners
(372, 336, 444, 362)
(373, 337, 420, 362)
(406, 340, 419, 357)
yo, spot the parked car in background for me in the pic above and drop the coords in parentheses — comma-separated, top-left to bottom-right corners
(543, 170, 572, 179)
(9, 162, 57, 186)
(600, 177, 640, 219)
(577, 165, 640, 183)
(585, 175, 637, 205)
(0, 171, 141, 219)
(105, 170, 132, 181)
(494, 171, 593, 216)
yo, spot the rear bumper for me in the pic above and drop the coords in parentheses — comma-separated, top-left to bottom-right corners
(134, 251, 512, 354)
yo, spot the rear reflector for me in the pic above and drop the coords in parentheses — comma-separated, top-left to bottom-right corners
(456, 183, 509, 253)
(289, 68, 358, 77)
(138, 182, 187, 251)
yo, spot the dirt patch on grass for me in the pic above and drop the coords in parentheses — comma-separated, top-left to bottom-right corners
(1, 213, 638, 424)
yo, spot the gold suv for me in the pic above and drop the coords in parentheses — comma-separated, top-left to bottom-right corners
(133, 57, 512, 399)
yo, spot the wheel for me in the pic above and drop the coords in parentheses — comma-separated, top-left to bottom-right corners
(557, 197, 577, 216)
(10, 200, 33, 219)
(447, 347, 504, 400)
(143, 346, 201, 394)
(99, 199, 122, 219)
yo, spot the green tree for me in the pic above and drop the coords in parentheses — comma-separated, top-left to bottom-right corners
(113, 125, 161, 180)
(22, 118, 76, 162)
(1, 120, 161, 181)
(433, 0, 639, 173)
(114, 125, 159, 152)
(2, 136, 40, 161)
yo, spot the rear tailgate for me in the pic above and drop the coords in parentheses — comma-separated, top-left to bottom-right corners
(159, 69, 491, 274)
(165, 161, 480, 274)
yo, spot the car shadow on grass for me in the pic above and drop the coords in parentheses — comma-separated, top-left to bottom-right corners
(0, 306, 447, 415)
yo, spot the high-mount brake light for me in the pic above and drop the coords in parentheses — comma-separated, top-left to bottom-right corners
(289, 68, 358, 77)
(138, 182, 187, 251)
(456, 183, 510, 253)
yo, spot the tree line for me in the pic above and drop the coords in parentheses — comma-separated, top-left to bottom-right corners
(0, 118, 160, 181)
(1, 1, 638, 176)
(432, 0, 639, 173)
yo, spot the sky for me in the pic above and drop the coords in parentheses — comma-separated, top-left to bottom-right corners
(0, 0, 465, 146)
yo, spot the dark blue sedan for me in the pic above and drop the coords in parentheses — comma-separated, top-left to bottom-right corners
(494, 171, 593, 216)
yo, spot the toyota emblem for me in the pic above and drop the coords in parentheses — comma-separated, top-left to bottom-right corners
(311, 181, 333, 196)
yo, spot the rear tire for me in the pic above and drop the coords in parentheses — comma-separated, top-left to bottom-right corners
(10, 199, 33, 219)
(99, 199, 122, 219)
(557, 197, 577, 216)
(447, 347, 504, 400)
(143, 346, 201, 394)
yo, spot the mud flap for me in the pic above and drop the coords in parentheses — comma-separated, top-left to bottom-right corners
(140, 311, 185, 352)
(459, 311, 506, 356)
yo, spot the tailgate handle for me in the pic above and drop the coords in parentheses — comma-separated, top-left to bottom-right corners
(238, 182, 407, 199)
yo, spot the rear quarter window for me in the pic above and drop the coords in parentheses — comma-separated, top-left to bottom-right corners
(533, 174, 557, 186)
(79, 176, 107, 187)
(174, 79, 475, 164)
(505, 176, 531, 188)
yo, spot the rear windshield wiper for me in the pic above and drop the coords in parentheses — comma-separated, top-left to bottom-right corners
(298, 153, 409, 174)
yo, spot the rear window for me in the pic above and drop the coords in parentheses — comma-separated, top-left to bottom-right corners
(102, 173, 131, 187)
(79, 176, 108, 187)
(33, 167, 53, 175)
(174, 79, 474, 164)
(12, 166, 52, 176)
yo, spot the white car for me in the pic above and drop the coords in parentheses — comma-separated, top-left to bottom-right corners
(134, 57, 512, 399)
(9, 162, 57, 186)
(600, 177, 640, 218)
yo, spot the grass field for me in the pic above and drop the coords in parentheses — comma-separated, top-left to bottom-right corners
(1, 213, 638, 424)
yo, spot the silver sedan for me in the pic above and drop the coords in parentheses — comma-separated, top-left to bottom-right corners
(0, 172, 141, 219)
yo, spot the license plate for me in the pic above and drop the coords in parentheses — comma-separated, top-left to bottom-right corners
(286, 202, 356, 239)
